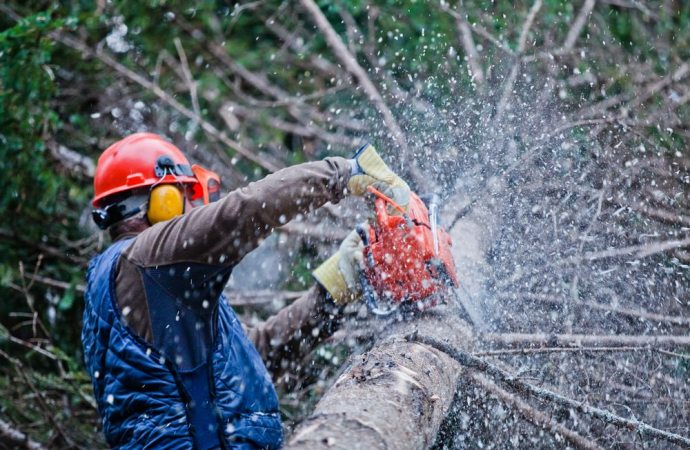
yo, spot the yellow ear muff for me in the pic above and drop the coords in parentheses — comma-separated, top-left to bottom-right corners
(147, 184, 184, 224)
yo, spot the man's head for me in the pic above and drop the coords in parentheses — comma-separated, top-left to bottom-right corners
(92, 133, 220, 238)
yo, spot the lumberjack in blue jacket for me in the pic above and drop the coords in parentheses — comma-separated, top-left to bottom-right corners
(82, 133, 408, 449)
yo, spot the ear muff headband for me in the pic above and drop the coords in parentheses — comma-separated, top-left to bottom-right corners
(147, 184, 184, 225)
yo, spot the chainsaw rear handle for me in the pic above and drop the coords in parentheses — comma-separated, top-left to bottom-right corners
(355, 224, 398, 317)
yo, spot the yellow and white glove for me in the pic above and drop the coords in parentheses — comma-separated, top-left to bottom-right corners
(313, 228, 364, 305)
(348, 144, 410, 210)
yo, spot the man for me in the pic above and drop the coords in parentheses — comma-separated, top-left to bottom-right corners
(82, 132, 409, 449)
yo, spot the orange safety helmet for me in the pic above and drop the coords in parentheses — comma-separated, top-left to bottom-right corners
(93, 133, 199, 207)
(92, 133, 220, 229)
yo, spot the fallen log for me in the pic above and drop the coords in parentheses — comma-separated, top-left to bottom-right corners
(285, 307, 472, 450)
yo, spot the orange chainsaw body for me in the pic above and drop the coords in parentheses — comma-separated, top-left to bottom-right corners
(362, 190, 458, 311)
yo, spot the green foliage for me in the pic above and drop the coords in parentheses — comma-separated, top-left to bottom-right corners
(1, 11, 62, 220)
(0, 7, 103, 447)
(0, 6, 88, 341)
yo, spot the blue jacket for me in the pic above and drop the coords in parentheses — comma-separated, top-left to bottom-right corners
(82, 238, 283, 449)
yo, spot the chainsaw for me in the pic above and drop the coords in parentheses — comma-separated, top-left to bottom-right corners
(357, 186, 459, 316)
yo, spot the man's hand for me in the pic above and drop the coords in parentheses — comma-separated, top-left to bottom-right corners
(313, 228, 365, 305)
(348, 144, 410, 210)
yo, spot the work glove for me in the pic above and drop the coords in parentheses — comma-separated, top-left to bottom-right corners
(312, 228, 365, 305)
(348, 144, 410, 211)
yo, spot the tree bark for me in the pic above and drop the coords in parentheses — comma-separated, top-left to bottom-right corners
(285, 307, 472, 450)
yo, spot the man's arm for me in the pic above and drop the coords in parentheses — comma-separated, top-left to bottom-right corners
(125, 157, 350, 268)
(115, 157, 350, 343)
(244, 283, 344, 382)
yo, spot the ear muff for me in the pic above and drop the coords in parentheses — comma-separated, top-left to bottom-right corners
(147, 184, 184, 224)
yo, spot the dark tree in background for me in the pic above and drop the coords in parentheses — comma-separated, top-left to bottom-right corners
(1, 1, 689, 448)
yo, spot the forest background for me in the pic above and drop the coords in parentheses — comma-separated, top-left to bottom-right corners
(1, 0, 689, 448)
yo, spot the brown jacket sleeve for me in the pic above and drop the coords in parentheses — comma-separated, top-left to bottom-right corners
(245, 283, 344, 382)
(124, 156, 351, 268)
(115, 157, 351, 342)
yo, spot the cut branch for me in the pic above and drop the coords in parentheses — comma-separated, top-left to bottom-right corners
(285, 307, 472, 450)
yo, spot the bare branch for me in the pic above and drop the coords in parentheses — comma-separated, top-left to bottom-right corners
(410, 335, 690, 449)
(173, 37, 201, 130)
(298, 0, 411, 159)
(46, 141, 95, 177)
(494, 0, 542, 122)
(475, 346, 690, 360)
(517, 0, 543, 53)
(471, 373, 605, 450)
(483, 333, 690, 347)
(497, 292, 690, 326)
(225, 289, 307, 307)
(469, 22, 515, 56)
(218, 101, 359, 147)
(567, 235, 690, 263)
(563, 0, 597, 50)
(497, 293, 690, 326)
(52, 32, 281, 172)
(0, 418, 48, 450)
(440, 2, 485, 88)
